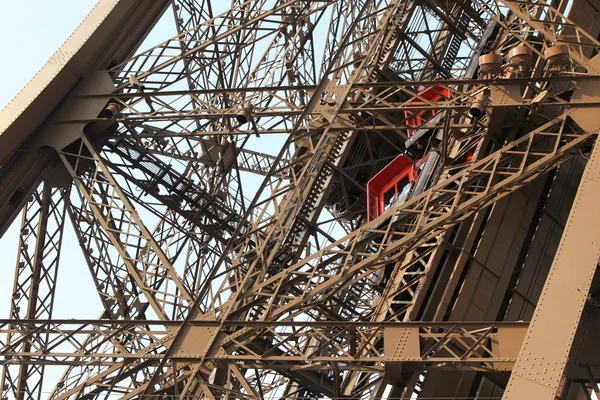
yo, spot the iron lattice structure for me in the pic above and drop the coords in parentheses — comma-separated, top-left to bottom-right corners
(2, 0, 600, 398)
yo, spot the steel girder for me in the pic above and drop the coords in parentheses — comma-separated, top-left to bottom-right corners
(1, 0, 600, 399)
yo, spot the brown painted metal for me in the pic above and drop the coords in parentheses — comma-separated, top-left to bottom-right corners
(1, 0, 600, 399)
(504, 106, 600, 399)
(0, 183, 67, 400)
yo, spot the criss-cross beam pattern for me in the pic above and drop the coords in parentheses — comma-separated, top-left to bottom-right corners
(0, 320, 528, 368)
(47, 206, 207, 399)
(0, 184, 67, 400)
(3, 0, 600, 399)
(0, 319, 530, 399)
(59, 136, 195, 321)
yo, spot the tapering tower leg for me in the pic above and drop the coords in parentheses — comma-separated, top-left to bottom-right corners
(504, 140, 600, 399)
(0, 182, 67, 400)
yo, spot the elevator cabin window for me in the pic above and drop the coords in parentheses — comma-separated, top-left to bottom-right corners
(367, 154, 415, 222)
(382, 175, 411, 211)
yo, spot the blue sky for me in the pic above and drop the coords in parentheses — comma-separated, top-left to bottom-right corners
(0, 1, 98, 109)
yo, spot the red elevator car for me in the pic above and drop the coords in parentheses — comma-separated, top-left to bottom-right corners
(367, 81, 452, 222)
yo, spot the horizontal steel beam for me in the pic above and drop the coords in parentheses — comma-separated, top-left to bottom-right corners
(0, 319, 528, 371)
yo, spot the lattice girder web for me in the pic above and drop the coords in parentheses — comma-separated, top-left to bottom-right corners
(2, 0, 600, 399)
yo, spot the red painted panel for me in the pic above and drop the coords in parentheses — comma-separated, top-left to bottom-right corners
(367, 154, 414, 221)
(404, 78, 452, 137)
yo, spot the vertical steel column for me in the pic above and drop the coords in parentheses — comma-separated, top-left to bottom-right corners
(504, 141, 600, 399)
(0, 182, 67, 400)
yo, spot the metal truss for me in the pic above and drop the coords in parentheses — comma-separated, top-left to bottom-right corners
(1, 183, 67, 400)
(2, 0, 600, 399)
(60, 136, 194, 321)
(0, 319, 527, 369)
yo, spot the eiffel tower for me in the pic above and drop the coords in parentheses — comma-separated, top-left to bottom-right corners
(2, 0, 600, 399)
